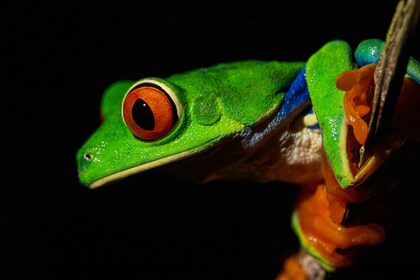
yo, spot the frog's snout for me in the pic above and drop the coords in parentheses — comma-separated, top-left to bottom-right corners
(76, 148, 96, 187)
(77, 150, 94, 170)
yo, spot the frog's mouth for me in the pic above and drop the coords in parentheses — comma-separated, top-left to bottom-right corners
(87, 150, 194, 189)
(81, 136, 224, 189)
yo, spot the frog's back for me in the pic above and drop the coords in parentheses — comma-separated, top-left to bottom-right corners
(167, 60, 305, 126)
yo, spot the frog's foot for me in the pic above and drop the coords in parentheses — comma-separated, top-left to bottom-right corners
(291, 184, 386, 271)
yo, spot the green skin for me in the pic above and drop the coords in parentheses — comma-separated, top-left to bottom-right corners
(77, 60, 311, 188)
(77, 38, 420, 189)
(76, 39, 419, 269)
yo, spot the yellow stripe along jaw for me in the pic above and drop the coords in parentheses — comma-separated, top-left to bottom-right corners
(88, 149, 193, 189)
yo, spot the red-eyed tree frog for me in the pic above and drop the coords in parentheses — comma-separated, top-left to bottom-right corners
(76, 38, 420, 277)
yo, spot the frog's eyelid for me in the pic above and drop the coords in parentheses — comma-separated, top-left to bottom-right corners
(125, 78, 183, 119)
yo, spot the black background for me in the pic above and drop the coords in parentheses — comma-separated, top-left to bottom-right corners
(5, 1, 420, 279)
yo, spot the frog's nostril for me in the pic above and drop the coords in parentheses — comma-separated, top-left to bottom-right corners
(84, 152, 94, 161)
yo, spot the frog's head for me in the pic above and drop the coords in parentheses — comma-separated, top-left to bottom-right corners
(76, 61, 304, 188)
(76, 77, 242, 189)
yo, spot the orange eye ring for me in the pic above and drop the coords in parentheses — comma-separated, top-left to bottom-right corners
(122, 84, 178, 141)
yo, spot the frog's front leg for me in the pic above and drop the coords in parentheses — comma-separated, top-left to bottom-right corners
(278, 39, 420, 279)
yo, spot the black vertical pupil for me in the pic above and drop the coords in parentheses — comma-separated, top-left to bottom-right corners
(132, 98, 155, 130)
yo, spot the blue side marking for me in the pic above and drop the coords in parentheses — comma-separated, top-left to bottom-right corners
(275, 66, 311, 124)
(242, 65, 314, 148)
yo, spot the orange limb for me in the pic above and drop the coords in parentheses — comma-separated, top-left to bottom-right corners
(294, 184, 386, 269)
(279, 66, 417, 277)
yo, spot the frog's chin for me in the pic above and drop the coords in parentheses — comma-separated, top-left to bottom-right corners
(88, 150, 194, 189)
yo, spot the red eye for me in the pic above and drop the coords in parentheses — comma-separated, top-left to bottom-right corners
(122, 85, 177, 141)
